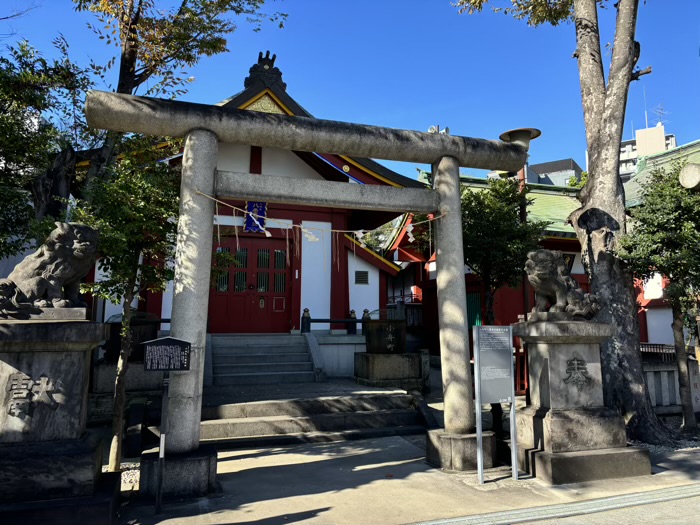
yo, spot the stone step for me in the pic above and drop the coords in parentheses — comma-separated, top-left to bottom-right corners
(200, 425, 426, 449)
(213, 371, 315, 386)
(212, 344, 308, 355)
(199, 409, 420, 439)
(213, 353, 311, 365)
(201, 394, 414, 420)
(214, 362, 314, 375)
(211, 335, 304, 347)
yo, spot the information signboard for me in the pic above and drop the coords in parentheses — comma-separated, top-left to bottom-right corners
(473, 325, 518, 484)
(475, 326, 513, 404)
(143, 337, 191, 372)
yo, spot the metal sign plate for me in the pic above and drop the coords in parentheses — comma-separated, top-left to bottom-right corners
(475, 326, 513, 404)
(473, 324, 518, 484)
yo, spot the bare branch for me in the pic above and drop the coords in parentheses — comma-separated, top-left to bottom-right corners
(631, 65, 652, 81)
(0, 4, 36, 22)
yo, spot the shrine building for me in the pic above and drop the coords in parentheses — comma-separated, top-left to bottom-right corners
(135, 52, 425, 334)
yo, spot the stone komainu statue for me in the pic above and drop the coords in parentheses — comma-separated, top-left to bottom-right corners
(525, 249, 600, 320)
(0, 222, 98, 315)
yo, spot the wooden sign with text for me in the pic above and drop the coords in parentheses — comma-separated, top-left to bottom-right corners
(143, 337, 191, 371)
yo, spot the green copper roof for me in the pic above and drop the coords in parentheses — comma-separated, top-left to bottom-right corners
(625, 139, 700, 207)
(459, 177, 580, 238)
(528, 191, 580, 236)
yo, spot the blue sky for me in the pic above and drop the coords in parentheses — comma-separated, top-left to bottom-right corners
(3, 0, 699, 179)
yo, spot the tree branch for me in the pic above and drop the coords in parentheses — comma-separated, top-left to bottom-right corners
(631, 65, 652, 81)
(573, 0, 606, 151)
(587, 0, 639, 212)
(606, 0, 640, 97)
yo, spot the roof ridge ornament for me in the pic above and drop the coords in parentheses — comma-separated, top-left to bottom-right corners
(244, 50, 286, 91)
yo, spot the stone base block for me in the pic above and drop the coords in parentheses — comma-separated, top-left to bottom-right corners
(1, 308, 88, 322)
(355, 353, 428, 393)
(0, 471, 120, 525)
(140, 445, 218, 499)
(92, 361, 163, 394)
(0, 321, 108, 443)
(519, 446, 651, 485)
(426, 429, 495, 471)
(516, 405, 627, 453)
(0, 433, 102, 503)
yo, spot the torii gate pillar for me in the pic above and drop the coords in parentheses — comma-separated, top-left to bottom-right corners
(426, 156, 496, 471)
(168, 129, 218, 453)
(140, 129, 219, 498)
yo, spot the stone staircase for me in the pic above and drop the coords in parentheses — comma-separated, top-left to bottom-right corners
(199, 393, 425, 448)
(211, 334, 315, 386)
(201, 334, 426, 447)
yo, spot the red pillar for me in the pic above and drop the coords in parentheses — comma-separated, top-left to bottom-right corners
(330, 210, 349, 327)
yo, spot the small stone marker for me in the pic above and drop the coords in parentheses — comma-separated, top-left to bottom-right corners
(143, 337, 191, 371)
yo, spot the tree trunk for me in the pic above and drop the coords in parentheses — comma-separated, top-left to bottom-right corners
(672, 300, 697, 433)
(569, 0, 671, 442)
(31, 145, 76, 221)
(484, 285, 495, 326)
(107, 271, 138, 472)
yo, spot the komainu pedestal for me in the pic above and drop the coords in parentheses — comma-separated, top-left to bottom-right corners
(514, 320, 651, 484)
(0, 319, 119, 525)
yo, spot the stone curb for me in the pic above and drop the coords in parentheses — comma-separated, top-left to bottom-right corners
(409, 482, 700, 525)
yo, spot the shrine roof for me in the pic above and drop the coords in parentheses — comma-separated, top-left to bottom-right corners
(219, 51, 424, 189)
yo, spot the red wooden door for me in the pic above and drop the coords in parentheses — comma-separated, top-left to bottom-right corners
(208, 237, 292, 333)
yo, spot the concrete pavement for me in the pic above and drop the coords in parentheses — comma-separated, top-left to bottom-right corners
(118, 433, 700, 525)
(117, 369, 700, 524)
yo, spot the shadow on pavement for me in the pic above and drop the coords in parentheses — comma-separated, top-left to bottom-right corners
(119, 436, 427, 524)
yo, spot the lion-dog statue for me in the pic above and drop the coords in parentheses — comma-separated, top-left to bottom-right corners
(0, 222, 98, 315)
(525, 249, 600, 320)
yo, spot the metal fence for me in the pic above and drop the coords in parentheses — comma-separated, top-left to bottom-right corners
(640, 343, 676, 363)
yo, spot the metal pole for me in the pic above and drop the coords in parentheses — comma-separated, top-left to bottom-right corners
(348, 310, 357, 335)
(509, 328, 518, 480)
(301, 308, 311, 334)
(156, 371, 170, 515)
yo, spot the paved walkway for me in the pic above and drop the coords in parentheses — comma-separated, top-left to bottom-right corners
(117, 370, 700, 524)
(118, 432, 700, 525)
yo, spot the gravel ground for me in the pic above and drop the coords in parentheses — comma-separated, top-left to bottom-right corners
(630, 416, 700, 456)
(102, 461, 140, 492)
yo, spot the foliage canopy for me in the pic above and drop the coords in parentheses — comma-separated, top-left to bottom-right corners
(617, 162, 700, 432)
(618, 163, 700, 309)
(453, 0, 578, 26)
(461, 178, 548, 323)
(0, 40, 92, 257)
(71, 137, 181, 305)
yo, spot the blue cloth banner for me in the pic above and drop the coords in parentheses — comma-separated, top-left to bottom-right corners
(244, 201, 267, 232)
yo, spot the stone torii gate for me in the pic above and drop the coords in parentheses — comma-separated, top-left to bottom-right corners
(86, 90, 537, 493)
